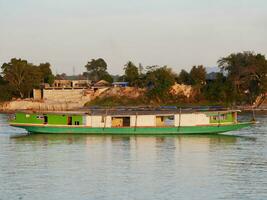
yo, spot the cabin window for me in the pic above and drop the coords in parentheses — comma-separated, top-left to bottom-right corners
(210, 113, 234, 123)
(220, 114, 227, 120)
(211, 114, 227, 121)
(74, 121, 80, 125)
(211, 116, 219, 121)
(37, 115, 44, 120)
(156, 115, 174, 127)
(112, 117, 130, 127)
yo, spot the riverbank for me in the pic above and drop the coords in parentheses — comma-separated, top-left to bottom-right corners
(1, 89, 267, 114)
(0, 99, 88, 113)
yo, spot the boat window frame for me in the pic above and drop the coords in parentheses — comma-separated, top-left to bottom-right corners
(111, 116, 131, 127)
(156, 115, 175, 127)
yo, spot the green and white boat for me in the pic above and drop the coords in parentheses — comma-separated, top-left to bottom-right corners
(9, 107, 253, 135)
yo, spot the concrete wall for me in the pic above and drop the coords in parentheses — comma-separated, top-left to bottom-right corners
(43, 89, 85, 102)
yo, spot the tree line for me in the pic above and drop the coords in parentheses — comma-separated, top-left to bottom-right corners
(0, 58, 54, 100)
(1, 51, 267, 106)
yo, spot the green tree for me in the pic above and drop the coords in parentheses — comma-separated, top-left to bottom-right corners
(189, 65, 206, 86)
(99, 71, 113, 83)
(0, 75, 5, 85)
(38, 63, 54, 85)
(1, 58, 42, 98)
(146, 66, 176, 102)
(124, 61, 139, 86)
(55, 73, 67, 80)
(0, 75, 12, 101)
(85, 58, 113, 82)
(218, 51, 267, 104)
(203, 73, 235, 104)
(189, 65, 207, 101)
(178, 70, 191, 85)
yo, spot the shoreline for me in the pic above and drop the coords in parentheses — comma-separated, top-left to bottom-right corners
(1, 105, 267, 114)
(1, 99, 267, 114)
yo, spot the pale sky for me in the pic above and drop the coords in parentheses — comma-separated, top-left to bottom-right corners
(0, 0, 267, 75)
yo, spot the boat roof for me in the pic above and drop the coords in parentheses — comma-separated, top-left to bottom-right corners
(14, 106, 241, 116)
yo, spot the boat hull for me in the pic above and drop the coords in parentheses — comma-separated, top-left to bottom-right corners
(10, 122, 252, 135)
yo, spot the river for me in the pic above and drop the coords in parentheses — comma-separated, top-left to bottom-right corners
(0, 113, 267, 200)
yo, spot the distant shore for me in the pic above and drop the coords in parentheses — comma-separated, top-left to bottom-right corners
(1, 100, 267, 114)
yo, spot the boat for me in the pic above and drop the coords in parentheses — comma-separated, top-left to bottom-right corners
(9, 107, 253, 135)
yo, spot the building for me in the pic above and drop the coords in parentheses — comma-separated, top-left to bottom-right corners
(52, 79, 91, 88)
(33, 76, 92, 101)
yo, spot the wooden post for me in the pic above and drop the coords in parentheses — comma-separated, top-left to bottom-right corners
(134, 112, 138, 131)
(177, 107, 181, 132)
(179, 108, 181, 128)
(91, 112, 93, 128)
(103, 109, 108, 130)
(218, 112, 221, 126)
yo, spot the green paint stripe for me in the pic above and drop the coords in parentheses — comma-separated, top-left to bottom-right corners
(12, 122, 252, 135)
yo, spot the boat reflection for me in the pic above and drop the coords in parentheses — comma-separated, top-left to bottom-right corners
(12, 134, 239, 149)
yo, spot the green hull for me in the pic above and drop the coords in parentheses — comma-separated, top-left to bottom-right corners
(11, 122, 252, 135)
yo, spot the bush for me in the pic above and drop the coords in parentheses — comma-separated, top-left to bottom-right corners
(85, 96, 148, 107)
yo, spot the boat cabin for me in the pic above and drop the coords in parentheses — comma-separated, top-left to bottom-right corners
(12, 109, 238, 128)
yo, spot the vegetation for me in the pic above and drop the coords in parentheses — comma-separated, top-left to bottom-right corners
(39, 63, 55, 85)
(85, 96, 147, 107)
(0, 58, 54, 100)
(1, 52, 267, 107)
(84, 58, 113, 83)
(218, 52, 267, 105)
(145, 66, 176, 102)
(203, 73, 235, 104)
(123, 61, 139, 86)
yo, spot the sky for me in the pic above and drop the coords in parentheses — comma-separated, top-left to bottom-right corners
(0, 0, 267, 75)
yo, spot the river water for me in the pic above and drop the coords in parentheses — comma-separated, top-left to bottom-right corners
(0, 113, 267, 200)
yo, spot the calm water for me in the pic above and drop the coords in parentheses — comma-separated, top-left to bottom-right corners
(0, 113, 267, 200)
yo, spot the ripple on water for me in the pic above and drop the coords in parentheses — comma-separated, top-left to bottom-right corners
(0, 113, 267, 200)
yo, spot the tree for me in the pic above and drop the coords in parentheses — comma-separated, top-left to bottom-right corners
(218, 51, 267, 104)
(124, 61, 139, 86)
(145, 66, 176, 102)
(0, 75, 12, 101)
(203, 73, 235, 104)
(189, 65, 206, 86)
(99, 71, 113, 83)
(85, 58, 113, 82)
(1, 58, 42, 98)
(55, 73, 67, 80)
(0, 75, 5, 85)
(38, 63, 54, 85)
(188, 65, 207, 101)
(178, 70, 191, 85)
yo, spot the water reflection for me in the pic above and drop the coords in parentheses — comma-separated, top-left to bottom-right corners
(12, 134, 238, 146)
(1, 113, 267, 200)
(6, 133, 254, 156)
